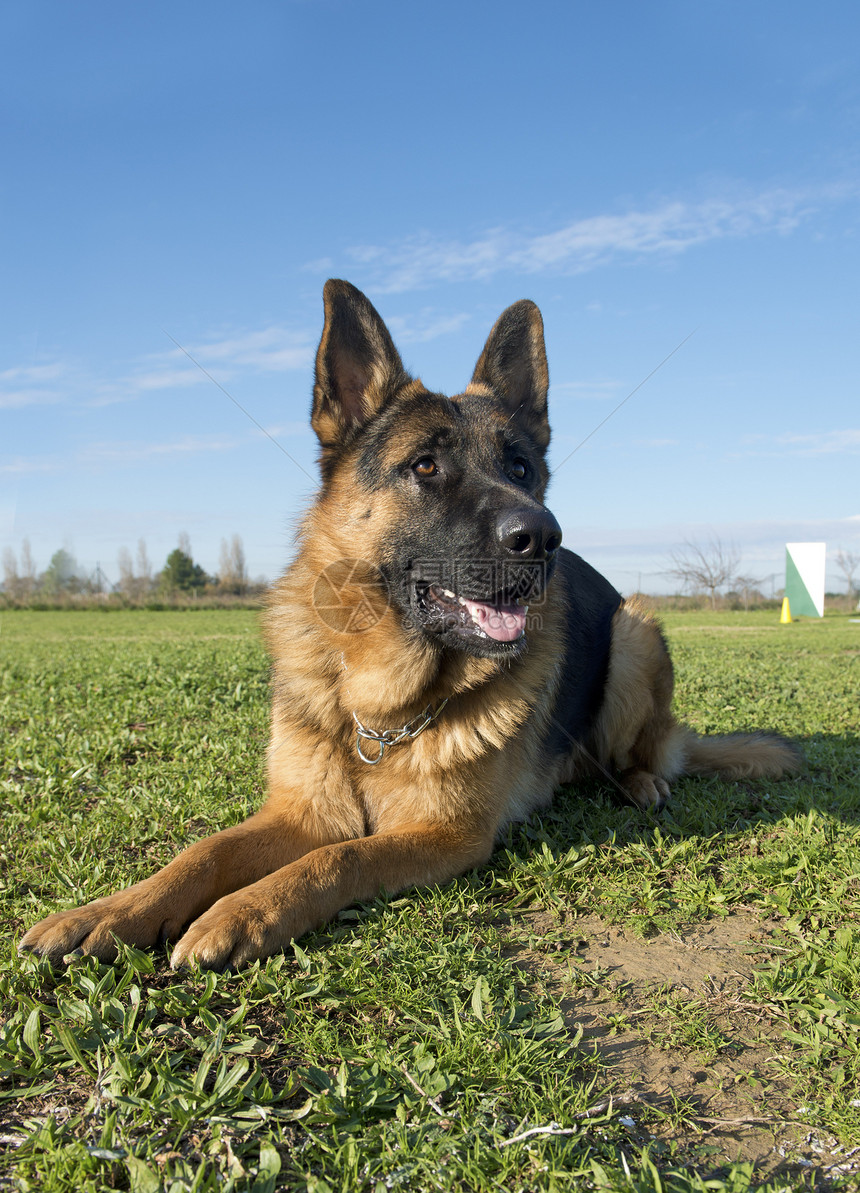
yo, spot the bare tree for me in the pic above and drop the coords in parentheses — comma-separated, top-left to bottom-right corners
(218, 538, 232, 590)
(733, 574, 763, 613)
(666, 537, 741, 609)
(20, 539, 36, 599)
(136, 538, 152, 599)
(835, 548, 860, 601)
(178, 531, 193, 560)
(230, 535, 247, 595)
(2, 547, 20, 599)
(218, 534, 248, 595)
(117, 547, 135, 599)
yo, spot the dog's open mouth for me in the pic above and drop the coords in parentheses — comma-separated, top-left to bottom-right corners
(415, 583, 529, 643)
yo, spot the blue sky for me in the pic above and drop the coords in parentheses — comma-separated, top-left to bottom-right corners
(3, 1, 858, 595)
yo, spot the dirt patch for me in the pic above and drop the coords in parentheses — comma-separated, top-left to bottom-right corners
(564, 912, 762, 989)
(505, 911, 859, 1187)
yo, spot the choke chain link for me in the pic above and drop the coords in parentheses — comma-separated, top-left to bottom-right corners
(352, 698, 449, 765)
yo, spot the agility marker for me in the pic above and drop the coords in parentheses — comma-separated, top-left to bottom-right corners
(785, 542, 825, 619)
(779, 597, 792, 624)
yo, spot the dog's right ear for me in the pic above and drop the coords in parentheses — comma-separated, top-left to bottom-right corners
(311, 280, 410, 458)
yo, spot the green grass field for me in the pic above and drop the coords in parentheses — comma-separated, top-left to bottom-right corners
(1, 608, 858, 1192)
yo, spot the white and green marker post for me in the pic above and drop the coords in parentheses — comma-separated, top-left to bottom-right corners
(783, 541, 826, 620)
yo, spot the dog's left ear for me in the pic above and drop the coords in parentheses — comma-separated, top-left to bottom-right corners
(471, 300, 550, 449)
(312, 280, 411, 456)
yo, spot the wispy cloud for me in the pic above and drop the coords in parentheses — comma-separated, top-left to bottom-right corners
(0, 388, 67, 410)
(740, 428, 860, 456)
(82, 434, 242, 465)
(552, 379, 623, 401)
(1, 363, 67, 384)
(0, 456, 61, 475)
(102, 327, 316, 401)
(337, 185, 848, 292)
(0, 362, 71, 409)
(261, 421, 312, 439)
(564, 515, 860, 557)
(386, 310, 471, 344)
(127, 367, 210, 393)
(1, 425, 303, 476)
(3, 323, 315, 412)
(176, 327, 313, 372)
(775, 429, 860, 454)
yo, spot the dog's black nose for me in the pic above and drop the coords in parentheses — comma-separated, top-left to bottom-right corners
(496, 508, 563, 560)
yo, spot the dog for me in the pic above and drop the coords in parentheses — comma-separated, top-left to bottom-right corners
(21, 280, 800, 969)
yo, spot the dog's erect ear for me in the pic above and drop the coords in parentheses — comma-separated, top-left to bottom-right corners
(470, 300, 550, 449)
(311, 280, 410, 452)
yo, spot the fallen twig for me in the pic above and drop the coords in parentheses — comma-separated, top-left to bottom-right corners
(498, 1092, 639, 1148)
(572, 1091, 637, 1120)
(498, 1123, 579, 1148)
(400, 1065, 446, 1117)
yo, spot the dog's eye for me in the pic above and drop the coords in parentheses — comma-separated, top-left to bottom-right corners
(510, 458, 528, 482)
(413, 457, 438, 478)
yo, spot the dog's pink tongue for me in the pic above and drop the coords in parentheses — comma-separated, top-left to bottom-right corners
(462, 599, 527, 642)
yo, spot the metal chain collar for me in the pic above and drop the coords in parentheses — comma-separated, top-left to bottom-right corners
(352, 698, 449, 765)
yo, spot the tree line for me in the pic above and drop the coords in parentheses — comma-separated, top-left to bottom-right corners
(3, 533, 857, 609)
(1, 534, 263, 605)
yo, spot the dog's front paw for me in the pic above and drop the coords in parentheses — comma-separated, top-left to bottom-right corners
(20, 894, 186, 966)
(621, 770, 670, 812)
(20, 904, 114, 966)
(169, 896, 286, 970)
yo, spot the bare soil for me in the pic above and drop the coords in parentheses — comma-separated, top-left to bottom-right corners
(506, 910, 860, 1187)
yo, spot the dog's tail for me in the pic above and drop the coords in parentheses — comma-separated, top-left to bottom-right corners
(679, 729, 802, 780)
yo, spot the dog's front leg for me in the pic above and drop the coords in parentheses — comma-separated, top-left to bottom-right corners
(169, 821, 493, 969)
(19, 801, 346, 966)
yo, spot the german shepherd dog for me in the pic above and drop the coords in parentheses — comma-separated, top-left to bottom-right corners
(22, 281, 799, 969)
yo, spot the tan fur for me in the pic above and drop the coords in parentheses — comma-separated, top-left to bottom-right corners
(21, 487, 569, 968)
(20, 285, 800, 970)
(580, 597, 800, 805)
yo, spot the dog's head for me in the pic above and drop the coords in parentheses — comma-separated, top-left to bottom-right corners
(310, 280, 562, 659)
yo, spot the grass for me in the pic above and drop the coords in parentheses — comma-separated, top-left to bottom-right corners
(1, 607, 859, 1191)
